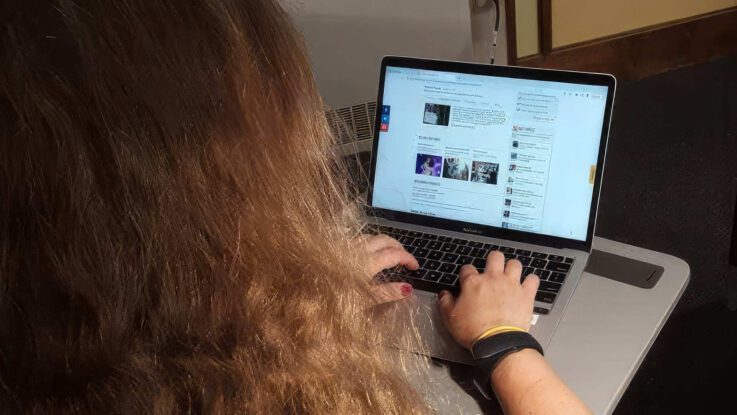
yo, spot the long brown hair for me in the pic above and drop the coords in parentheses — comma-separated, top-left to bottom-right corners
(0, 0, 428, 412)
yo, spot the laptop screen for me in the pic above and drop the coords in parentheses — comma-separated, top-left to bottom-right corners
(370, 65, 611, 242)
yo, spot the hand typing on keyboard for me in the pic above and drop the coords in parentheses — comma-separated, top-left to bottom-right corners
(361, 234, 419, 304)
(437, 251, 540, 350)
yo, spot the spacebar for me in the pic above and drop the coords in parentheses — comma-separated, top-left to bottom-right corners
(403, 276, 460, 296)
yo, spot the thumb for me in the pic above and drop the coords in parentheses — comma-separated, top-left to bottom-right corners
(436, 290, 456, 321)
(371, 282, 413, 305)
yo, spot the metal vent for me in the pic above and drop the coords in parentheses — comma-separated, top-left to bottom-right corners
(325, 101, 377, 144)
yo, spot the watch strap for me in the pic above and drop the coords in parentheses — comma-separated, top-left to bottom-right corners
(472, 331, 544, 399)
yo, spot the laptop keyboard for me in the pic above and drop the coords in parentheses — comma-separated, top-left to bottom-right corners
(365, 224, 575, 315)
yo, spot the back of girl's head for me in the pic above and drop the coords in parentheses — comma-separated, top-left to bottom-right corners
(1, 0, 426, 412)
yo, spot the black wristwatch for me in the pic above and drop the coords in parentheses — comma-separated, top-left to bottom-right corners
(471, 331, 544, 399)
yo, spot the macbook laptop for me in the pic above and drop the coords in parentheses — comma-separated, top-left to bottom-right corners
(364, 56, 616, 364)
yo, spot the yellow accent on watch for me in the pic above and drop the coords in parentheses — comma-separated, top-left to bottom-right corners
(472, 325, 526, 348)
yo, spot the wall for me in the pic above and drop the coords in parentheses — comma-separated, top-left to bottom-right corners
(515, 0, 539, 58)
(284, 0, 476, 109)
(552, 0, 737, 48)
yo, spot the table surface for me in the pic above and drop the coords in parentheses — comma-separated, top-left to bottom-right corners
(416, 236, 690, 414)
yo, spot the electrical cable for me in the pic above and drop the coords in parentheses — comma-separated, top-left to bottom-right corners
(489, 0, 500, 64)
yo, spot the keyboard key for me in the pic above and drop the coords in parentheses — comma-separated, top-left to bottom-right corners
(531, 259, 547, 268)
(408, 231, 422, 237)
(546, 261, 571, 273)
(533, 307, 550, 315)
(439, 273, 458, 285)
(539, 281, 562, 294)
(467, 241, 484, 248)
(379, 225, 392, 233)
(399, 236, 415, 246)
(455, 245, 472, 255)
(438, 262, 456, 273)
(515, 249, 532, 256)
(564, 257, 574, 264)
(425, 260, 441, 270)
(535, 291, 556, 304)
(441, 253, 459, 263)
(416, 258, 427, 268)
(405, 246, 416, 254)
(548, 272, 566, 283)
(427, 251, 443, 260)
(522, 266, 535, 276)
(414, 248, 429, 258)
(531, 252, 548, 259)
(424, 271, 443, 282)
(408, 269, 427, 279)
(427, 241, 442, 250)
(440, 243, 457, 253)
(486, 244, 499, 250)
(472, 258, 486, 269)
(456, 255, 473, 265)
(438, 236, 452, 242)
(364, 224, 379, 234)
(424, 234, 438, 240)
(397, 229, 408, 235)
(411, 238, 428, 248)
(540, 270, 551, 280)
(471, 248, 487, 258)
(499, 246, 515, 254)
(548, 255, 565, 262)
(518, 256, 532, 266)
(504, 253, 517, 260)
(452, 238, 468, 245)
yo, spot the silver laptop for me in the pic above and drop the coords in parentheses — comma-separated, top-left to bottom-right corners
(365, 56, 616, 364)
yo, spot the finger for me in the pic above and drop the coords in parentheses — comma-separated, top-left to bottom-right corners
(504, 258, 523, 280)
(485, 250, 505, 275)
(436, 290, 456, 324)
(522, 274, 540, 300)
(364, 234, 402, 253)
(372, 282, 413, 304)
(458, 264, 479, 284)
(368, 246, 419, 275)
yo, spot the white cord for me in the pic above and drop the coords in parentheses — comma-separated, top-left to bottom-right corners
(489, 0, 500, 64)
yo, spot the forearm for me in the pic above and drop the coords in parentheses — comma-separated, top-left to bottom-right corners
(490, 349, 591, 415)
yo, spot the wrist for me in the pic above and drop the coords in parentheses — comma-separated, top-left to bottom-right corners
(490, 348, 541, 384)
(470, 331, 544, 400)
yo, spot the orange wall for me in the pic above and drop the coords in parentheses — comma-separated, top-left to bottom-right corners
(515, 0, 540, 57)
(552, 0, 737, 48)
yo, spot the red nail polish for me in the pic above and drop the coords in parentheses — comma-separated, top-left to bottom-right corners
(401, 284, 413, 297)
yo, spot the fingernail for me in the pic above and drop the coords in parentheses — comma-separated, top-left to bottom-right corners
(401, 283, 413, 297)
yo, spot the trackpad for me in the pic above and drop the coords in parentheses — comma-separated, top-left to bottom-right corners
(412, 290, 475, 365)
(380, 290, 474, 365)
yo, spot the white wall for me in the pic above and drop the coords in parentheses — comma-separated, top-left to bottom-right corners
(283, 0, 509, 109)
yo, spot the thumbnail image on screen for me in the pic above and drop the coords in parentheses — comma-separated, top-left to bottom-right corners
(415, 154, 443, 177)
(423, 103, 450, 126)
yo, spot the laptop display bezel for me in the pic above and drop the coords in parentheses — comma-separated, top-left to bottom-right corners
(366, 56, 616, 252)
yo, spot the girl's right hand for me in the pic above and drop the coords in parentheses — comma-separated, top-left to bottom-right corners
(436, 250, 540, 350)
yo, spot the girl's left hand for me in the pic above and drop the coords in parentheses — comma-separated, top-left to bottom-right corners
(362, 234, 419, 304)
